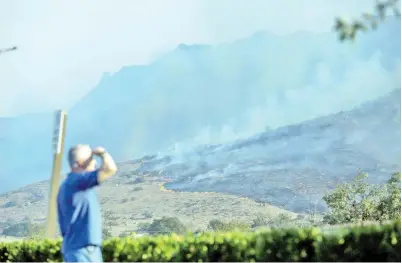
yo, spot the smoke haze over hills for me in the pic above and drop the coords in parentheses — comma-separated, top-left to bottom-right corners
(0, 19, 400, 197)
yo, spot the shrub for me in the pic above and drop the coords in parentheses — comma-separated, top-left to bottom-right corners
(0, 219, 399, 262)
(120, 198, 129, 204)
(1, 222, 44, 238)
(119, 231, 138, 238)
(251, 215, 274, 228)
(252, 213, 295, 229)
(102, 228, 112, 239)
(143, 211, 153, 219)
(208, 219, 250, 232)
(323, 172, 401, 224)
(137, 222, 151, 232)
(207, 219, 225, 231)
(145, 217, 187, 235)
(1, 201, 17, 208)
(128, 177, 146, 185)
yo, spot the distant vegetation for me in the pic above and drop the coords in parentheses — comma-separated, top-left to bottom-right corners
(142, 211, 153, 219)
(247, 172, 401, 229)
(323, 172, 401, 224)
(102, 228, 112, 239)
(208, 219, 250, 232)
(2, 222, 45, 239)
(1, 201, 17, 208)
(251, 213, 294, 229)
(138, 216, 187, 235)
(127, 176, 146, 185)
(205, 172, 401, 233)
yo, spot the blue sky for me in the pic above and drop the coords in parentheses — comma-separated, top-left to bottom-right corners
(0, 0, 385, 116)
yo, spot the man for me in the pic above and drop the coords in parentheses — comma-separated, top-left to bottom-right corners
(57, 145, 118, 262)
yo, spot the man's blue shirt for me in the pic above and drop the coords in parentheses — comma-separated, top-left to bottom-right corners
(57, 170, 102, 253)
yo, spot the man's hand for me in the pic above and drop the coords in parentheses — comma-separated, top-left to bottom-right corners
(92, 146, 118, 183)
(92, 147, 106, 156)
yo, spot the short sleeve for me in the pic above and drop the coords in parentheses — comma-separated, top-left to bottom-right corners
(72, 170, 100, 190)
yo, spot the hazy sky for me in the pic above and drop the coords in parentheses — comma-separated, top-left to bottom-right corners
(0, 0, 377, 116)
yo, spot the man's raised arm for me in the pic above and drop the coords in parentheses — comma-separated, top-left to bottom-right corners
(93, 147, 118, 183)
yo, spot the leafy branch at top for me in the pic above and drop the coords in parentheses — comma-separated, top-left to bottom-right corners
(335, 0, 401, 41)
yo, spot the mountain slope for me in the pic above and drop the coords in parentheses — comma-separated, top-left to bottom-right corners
(0, 113, 53, 192)
(0, 19, 400, 193)
(135, 89, 401, 212)
(68, 19, 400, 161)
(0, 89, 400, 214)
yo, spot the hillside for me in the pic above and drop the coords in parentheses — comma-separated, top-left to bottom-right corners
(0, 161, 295, 238)
(67, 19, 400, 159)
(0, 19, 400, 193)
(131, 89, 401, 213)
(0, 88, 399, 237)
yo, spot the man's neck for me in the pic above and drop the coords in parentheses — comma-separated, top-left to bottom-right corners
(71, 167, 97, 174)
(71, 168, 86, 173)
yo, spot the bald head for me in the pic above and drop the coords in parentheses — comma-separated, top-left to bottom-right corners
(68, 144, 95, 170)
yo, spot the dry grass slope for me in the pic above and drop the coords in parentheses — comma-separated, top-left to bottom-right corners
(0, 161, 296, 238)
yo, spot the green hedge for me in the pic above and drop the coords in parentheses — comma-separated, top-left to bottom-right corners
(0, 219, 400, 262)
